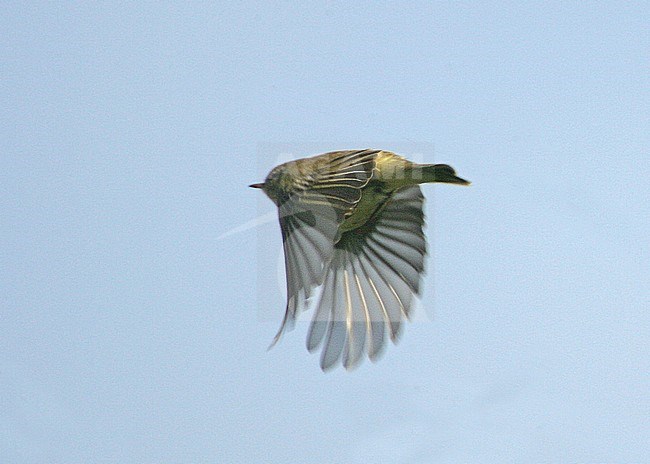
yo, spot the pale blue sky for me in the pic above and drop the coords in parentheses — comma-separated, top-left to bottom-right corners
(2, 2, 649, 462)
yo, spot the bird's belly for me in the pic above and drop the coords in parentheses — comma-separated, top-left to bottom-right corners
(339, 184, 392, 233)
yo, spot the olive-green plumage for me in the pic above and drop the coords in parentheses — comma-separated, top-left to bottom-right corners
(251, 149, 469, 371)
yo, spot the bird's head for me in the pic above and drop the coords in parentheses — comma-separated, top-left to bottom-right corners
(249, 163, 291, 204)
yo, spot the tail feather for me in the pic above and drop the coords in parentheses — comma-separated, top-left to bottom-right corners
(417, 164, 471, 185)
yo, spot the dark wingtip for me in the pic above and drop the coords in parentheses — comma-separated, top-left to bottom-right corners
(267, 331, 282, 351)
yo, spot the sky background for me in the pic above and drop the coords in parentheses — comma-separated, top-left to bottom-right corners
(2, 1, 649, 462)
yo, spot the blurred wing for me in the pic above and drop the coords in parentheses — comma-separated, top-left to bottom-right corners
(270, 150, 378, 346)
(306, 186, 427, 370)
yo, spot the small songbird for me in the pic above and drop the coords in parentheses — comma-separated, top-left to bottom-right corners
(250, 149, 470, 371)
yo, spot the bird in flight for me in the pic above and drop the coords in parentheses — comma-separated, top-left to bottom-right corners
(250, 149, 470, 371)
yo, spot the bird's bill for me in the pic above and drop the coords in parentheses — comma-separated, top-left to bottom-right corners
(249, 183, 265, 189)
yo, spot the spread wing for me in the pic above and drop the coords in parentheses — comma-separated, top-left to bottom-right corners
(270, 150, 379, 346)
(306, 186, 427, 370)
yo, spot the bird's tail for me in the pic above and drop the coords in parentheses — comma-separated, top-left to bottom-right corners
(415, 164, 471, 185)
